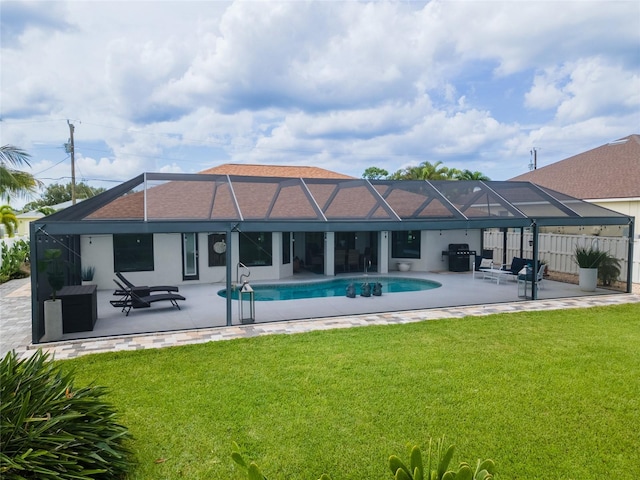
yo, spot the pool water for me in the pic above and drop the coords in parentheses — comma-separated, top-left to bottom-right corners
(218, 276, 441, 301)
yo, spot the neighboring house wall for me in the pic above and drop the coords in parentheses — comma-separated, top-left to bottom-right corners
(591, 198, 639, 221)
(591, 198, 639, 284)
(16, 216, 40, 236)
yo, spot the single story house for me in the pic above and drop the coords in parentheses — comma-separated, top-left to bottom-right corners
(511, 134, 640, 282)
(30, 166, 635, 343)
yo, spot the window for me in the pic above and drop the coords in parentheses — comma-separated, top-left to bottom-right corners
(391, 231, 420, 259)
(113, 234, 154, 272)
(239, 232, 272, 266)
(282, 232, 291, 264)
(208, 233, 227, 267)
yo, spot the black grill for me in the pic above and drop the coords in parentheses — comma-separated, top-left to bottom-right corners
(444, 243, 476, 272)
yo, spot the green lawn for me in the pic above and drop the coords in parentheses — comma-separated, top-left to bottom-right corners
(61, 303, 640, 479)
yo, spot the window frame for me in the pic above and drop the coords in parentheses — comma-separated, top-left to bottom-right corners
(113, 234, 154, 272)
(391, 230, 421, 259)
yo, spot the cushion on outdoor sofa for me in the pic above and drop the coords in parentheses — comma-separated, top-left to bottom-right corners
(509, 257, 529, 275)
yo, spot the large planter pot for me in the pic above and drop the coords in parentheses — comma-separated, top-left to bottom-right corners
(578, 267, 598, 292)
(42, 299, 63, 342)
(397, 262, 411, 272)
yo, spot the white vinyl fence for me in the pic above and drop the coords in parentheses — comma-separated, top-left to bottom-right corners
(483, 231, 640, 284)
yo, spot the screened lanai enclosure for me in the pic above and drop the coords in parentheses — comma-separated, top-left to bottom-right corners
(31, 173, 635, 344)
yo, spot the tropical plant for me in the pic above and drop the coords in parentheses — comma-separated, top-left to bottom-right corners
(597, 252, 621, 286)
(0, 350, 133, 479)
(232, 442, 331, 480)
(384, 161, 490, 182)
(232, 437, 495, 480)
(81, 265, 95, 282)
(37, 248, 65, 300)
(0, 204, 18, 237)
(0, 144, 42, 202)
(0, 239, 30, 283)
(573, 246, 606, 269)
(389, 437, 495, 480)
(455, 169, 490, 181)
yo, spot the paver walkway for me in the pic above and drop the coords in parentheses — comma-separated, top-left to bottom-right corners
(2, 276, 639, 360)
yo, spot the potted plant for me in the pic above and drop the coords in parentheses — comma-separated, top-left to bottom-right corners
(37, 248, 66, 341)
(81, 266, 96, 285)
(574, 246, 605, 292)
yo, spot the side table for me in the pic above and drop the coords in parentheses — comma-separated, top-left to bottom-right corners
(57, 285, 98, 333)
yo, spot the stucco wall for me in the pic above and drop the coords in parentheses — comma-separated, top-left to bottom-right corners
(387, 229, 481, 272)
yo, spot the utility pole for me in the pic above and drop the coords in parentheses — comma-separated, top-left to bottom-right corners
(529, 147, 538, 171)
(66, 120, 76, 205)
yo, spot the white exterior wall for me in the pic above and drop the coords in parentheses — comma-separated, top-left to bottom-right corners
(81, 234, 114, 290)
(81, 231, 291, 290)
(387, 229, 481, 272)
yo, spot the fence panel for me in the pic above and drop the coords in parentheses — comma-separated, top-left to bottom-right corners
(483, 231, 638, 283)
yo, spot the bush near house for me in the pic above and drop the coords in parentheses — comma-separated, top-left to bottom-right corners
(0, 239, 30, 284)
(0, 350, 133, 479)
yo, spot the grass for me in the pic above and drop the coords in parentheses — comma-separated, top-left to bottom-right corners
(60, 303, 640, 479)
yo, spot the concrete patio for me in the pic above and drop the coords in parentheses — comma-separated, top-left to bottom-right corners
(3, 270, 638, 361)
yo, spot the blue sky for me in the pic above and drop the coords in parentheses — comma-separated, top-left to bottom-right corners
(1, 0, 639, 208)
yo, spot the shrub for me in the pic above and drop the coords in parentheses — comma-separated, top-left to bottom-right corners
(389, 437, 495, 480)
(573, 246, 606, 269)
(598, 252, 621, 286)
(0, 350, 133, 479)
(231, 438, 495, 480)
(0, 240, 30, 284)
(232, 441, 331, 480)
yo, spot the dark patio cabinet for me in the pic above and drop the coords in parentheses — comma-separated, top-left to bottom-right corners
(57, 285, 98, 333)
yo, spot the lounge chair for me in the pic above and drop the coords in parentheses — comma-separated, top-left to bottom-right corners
(114, 271, 179, 296)
(110, 280, 185, 316)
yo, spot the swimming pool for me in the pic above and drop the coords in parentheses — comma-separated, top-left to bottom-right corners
(218, 276, 441, 301)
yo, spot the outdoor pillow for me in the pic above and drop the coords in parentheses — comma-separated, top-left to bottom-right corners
(479, 258, 493, 269)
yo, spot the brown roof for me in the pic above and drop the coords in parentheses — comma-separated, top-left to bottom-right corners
(199, 163, 355, 179)
(510, 134, 640, 200)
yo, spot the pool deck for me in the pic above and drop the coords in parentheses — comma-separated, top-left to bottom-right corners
(2, 271, 639, 360)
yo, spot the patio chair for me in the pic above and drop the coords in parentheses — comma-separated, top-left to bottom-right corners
(110, 280, 185, 316)
(114, 272, 179, 296)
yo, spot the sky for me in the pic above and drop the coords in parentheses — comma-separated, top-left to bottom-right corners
(1, 0, 639, 209)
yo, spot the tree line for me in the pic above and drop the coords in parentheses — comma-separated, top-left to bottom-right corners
(362, 161, 489, 181)
(1, 145, 104, 237)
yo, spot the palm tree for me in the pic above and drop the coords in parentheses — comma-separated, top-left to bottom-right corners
(0, 204, 18, 237)
(456, 169, 490, 181)
(0, 145, 42, 202)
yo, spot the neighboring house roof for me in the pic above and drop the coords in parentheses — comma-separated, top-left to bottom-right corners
(199, 163, 355, 179)
(509, 134, 640, 200)
(17, 199, 85, 221)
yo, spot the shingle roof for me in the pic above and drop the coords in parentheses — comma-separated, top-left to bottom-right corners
(510, 134, 640, 200)
(199, 163, 355, 179)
